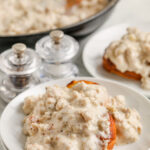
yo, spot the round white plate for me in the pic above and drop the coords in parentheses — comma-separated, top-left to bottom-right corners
(0, 77, 150, 150)
(83, 24, 150, 97)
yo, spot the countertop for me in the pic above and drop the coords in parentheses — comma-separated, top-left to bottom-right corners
(0, 0, 150, 149)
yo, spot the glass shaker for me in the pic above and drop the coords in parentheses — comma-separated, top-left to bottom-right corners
(36, 30, 79, 79)
(0, 43, 41, 103)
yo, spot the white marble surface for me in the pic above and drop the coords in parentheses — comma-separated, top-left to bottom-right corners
(1, 0, 150, 149)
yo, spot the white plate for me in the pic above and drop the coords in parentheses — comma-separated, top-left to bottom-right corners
(0, 77, 150, 150)
(83, 24, 150, 97)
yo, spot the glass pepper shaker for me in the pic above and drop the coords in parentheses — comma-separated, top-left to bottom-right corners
(36, 30, 79, 79)
(0, 43, 41, 103)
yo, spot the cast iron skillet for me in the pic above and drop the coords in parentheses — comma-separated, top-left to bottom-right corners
(0, 0, 119, 51)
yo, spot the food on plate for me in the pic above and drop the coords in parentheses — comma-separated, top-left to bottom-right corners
(23, 80, 142, 150)
(0, 0, 109, 36)
(67, 80, 98, 88)
(103, 57, 142, 80)
(103, 27, 150, 90)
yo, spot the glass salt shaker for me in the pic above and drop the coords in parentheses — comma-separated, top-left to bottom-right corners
(36, 30, 79, 79)
(0, 43, 41, 103)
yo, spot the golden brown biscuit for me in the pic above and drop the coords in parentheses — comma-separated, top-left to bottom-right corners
(67, 80, 99, 88)
(102, 57, 142, 81)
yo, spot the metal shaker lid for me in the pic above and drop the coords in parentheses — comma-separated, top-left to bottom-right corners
(0, 43, 41, 75)
(35, 30, 79, 63)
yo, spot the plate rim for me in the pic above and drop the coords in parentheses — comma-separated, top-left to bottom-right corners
(0, 77, 150, 150)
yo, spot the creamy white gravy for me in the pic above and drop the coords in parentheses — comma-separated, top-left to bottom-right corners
(23, 82, 142, 150)
(0, 0, 108, 35)
(104, 27, 150, 90)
